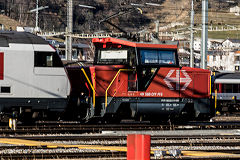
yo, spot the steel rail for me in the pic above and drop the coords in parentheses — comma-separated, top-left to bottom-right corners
(0, 152, 126, 159)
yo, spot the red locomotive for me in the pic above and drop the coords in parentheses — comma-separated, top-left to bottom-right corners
(67, 37, 213, 122)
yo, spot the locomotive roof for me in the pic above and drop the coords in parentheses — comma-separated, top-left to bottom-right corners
(92, 37, 178, 49)
(0, 31, 48, 47)
(214, 72, 240, 84)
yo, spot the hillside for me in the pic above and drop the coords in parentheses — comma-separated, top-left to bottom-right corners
(0, 14, 20, 30)
(0, 0, 240, 38)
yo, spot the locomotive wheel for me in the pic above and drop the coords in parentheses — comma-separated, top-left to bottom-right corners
(65, 95, 91, 122)
(78, 106, 90, 123)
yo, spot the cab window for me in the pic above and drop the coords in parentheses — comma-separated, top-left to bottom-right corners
(97, 49, 128, 64)
(34, 51, 63, 67)
(140, 49, 176, 65)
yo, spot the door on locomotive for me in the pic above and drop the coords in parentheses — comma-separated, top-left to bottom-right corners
(137, 49, 178, 91)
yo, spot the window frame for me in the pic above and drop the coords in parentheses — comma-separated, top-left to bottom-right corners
(95, 48, 130, 65)
(34, 51, 63, 68)
(138, 48, 178, 67)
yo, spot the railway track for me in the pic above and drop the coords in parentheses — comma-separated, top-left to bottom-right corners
(0, 151, 126, 159)
(2, 120, 240, 135)
(2, 134, 240, 143)
(1, 137, 240, 160)
(1, 118, 240, 159)
(2, 135, 240, 147)
(1, 149, 240, 160)
(1, 133, 240, 159)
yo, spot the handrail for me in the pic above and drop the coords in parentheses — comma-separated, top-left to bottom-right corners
(81, 68, 95, 108)
(215, 89, 217, 111)
(209, 74, 211, 96)
(105, 69, 134, 107)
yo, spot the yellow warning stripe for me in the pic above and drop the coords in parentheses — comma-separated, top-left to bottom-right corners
(151, 148, 237, 157)
(182, 150, 234, 156)
(0, 138, 239, 157)
(0, 138, 127, 151)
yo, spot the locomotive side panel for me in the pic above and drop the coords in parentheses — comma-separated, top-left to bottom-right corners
(32, 44, 70, 99)
(0, 44, 34, 98)
(33, 68, 70, 98)
(146, 67, 180, 98)
(179, 67, 210, 98)
(138, 67, 210, 98)
(192, 73, 210, 98)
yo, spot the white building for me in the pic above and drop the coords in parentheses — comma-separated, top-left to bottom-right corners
(207, 51, 235, 71)
(234, 51, 240, 71)
(207, 39, 240, 71)
(222, 39, 240, 50)
(193, 38, 214, 51)
(230, 6, 240, 16)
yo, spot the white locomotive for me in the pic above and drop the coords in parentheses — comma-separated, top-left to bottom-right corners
(0, 31, 70, 122)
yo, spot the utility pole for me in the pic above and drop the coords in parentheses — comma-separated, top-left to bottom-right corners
(155, 20, 159, 33)
(29, 1, 48, 32)
(66, 0, 73, 61)
(201, 0, 208, 69)
(190, 0, 194, 68)
(36, 0, 39, 31)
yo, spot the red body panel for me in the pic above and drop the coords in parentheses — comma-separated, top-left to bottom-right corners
(147, 67, 180, 97)
(91, 65, 128, 97)
(147, 67, 210, 98)
(93, 66, 210, 98)
(181, 67, 210, 98)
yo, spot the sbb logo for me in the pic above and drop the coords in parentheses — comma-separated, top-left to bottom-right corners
(164, 70, 192, 90)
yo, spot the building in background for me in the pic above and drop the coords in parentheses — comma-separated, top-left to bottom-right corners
(230, 6, 240, 16)
(47, 40, 91, 63)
